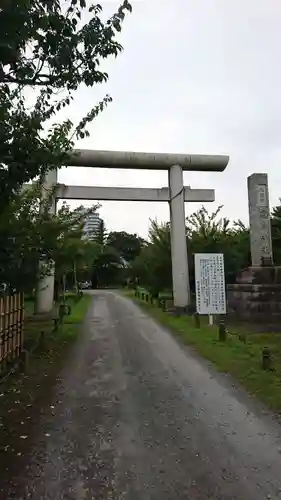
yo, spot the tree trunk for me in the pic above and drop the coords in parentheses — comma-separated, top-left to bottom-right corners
(73, 260, 79, 296)
(62, 274, 66, 302)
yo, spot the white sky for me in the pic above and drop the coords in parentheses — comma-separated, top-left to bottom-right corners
(58, 0, 281, 237)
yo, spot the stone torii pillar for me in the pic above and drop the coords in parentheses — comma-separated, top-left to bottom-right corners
(36, 150, 228, 313)
(35, 168, 58, 314)
(169, 164, 190, 308)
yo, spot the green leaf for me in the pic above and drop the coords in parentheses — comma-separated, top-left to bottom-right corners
(0, 0, 130, 211)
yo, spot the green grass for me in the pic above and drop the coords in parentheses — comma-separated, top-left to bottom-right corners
(24, 293, 92, 352)
(124, 290, 281, 413)
(59, 294, 92, 341)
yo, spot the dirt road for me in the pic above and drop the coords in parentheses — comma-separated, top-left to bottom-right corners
(2, 291, 281, 499)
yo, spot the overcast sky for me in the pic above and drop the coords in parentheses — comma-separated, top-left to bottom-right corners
(59, 0, 281, 237)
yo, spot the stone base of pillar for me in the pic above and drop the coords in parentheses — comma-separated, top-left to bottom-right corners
(35, 273, 55, 315)
(227, 266, 281, 326)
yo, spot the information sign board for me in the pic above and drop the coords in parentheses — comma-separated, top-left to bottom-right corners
(194, 253, 226, 315)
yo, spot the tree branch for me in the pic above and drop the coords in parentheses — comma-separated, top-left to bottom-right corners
(4, 74, 56, 86)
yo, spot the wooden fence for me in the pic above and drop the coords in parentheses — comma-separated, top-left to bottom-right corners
(0, 293, 24, 373)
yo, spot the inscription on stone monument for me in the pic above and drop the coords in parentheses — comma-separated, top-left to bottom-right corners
(248, 173, 273, 266)
(256, 185, 267, 207)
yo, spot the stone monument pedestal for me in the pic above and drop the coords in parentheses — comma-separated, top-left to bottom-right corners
(228, 172, 281, 326)
(227, 266, 281, 323)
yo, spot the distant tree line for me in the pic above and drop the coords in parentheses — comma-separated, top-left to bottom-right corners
(0, 185, 145, 296)
(128, 203, 281, 297)
(2, 188, 281, 302)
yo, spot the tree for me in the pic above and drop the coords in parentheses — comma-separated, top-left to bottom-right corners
(130, 207, 251, 297)
(186, 206, 250, 286)
(95, 219, 108, 246)
(53, 202, 101, 293)
(106, 230, 146, 263)
(271, 201, 281, 265)
(89, 222, 126, 287)
(0, 0, 132, 206)
(91, 245, 123, 287)
(0, 187, 99, 293)
(0, 186, 42, 291)
(130, 220, 172, 296)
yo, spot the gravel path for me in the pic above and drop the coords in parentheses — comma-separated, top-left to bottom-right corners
(2, 290, 281, 499)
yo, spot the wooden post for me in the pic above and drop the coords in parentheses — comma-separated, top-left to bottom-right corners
(53, 317, 59, 332)
(194, 312, 200, 328)
(20, 293, 24, 357)
(218, 317, 227, 341)
(238, 333, 246, 344)
(40, 330, 45, 349)
(20, 349, 29, 372)
(59, 304, 65, 324)
(262, 347, 272, 371)
(208, 314, 214, 326)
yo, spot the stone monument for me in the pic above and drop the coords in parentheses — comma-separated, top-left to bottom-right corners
(228, 173, 281, 325)
(248, 173, 273, 267)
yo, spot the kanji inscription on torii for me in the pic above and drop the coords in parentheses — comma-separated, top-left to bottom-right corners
(247, 173, 273, 266)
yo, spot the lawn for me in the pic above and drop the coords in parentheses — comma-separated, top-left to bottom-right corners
(125, 289, 281, 413)
(23, 293, 92, 353)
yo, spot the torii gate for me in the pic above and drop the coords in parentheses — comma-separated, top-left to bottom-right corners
(37, 149, 229, 313)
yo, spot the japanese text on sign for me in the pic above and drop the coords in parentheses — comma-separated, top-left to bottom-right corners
(194, 253, 226, 315)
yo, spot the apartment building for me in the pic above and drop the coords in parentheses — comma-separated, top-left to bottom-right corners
(82, 211, 102, 241)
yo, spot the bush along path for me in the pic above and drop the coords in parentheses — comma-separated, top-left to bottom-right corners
(0, 293, 92, 490)
(126, 288, 281, 414)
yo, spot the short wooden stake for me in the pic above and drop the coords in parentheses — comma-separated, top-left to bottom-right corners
(194, 312, 200, 328)
(218, 318, 227, 342)
(262, 347, 272, 371)
(20, 350, 29, 372)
